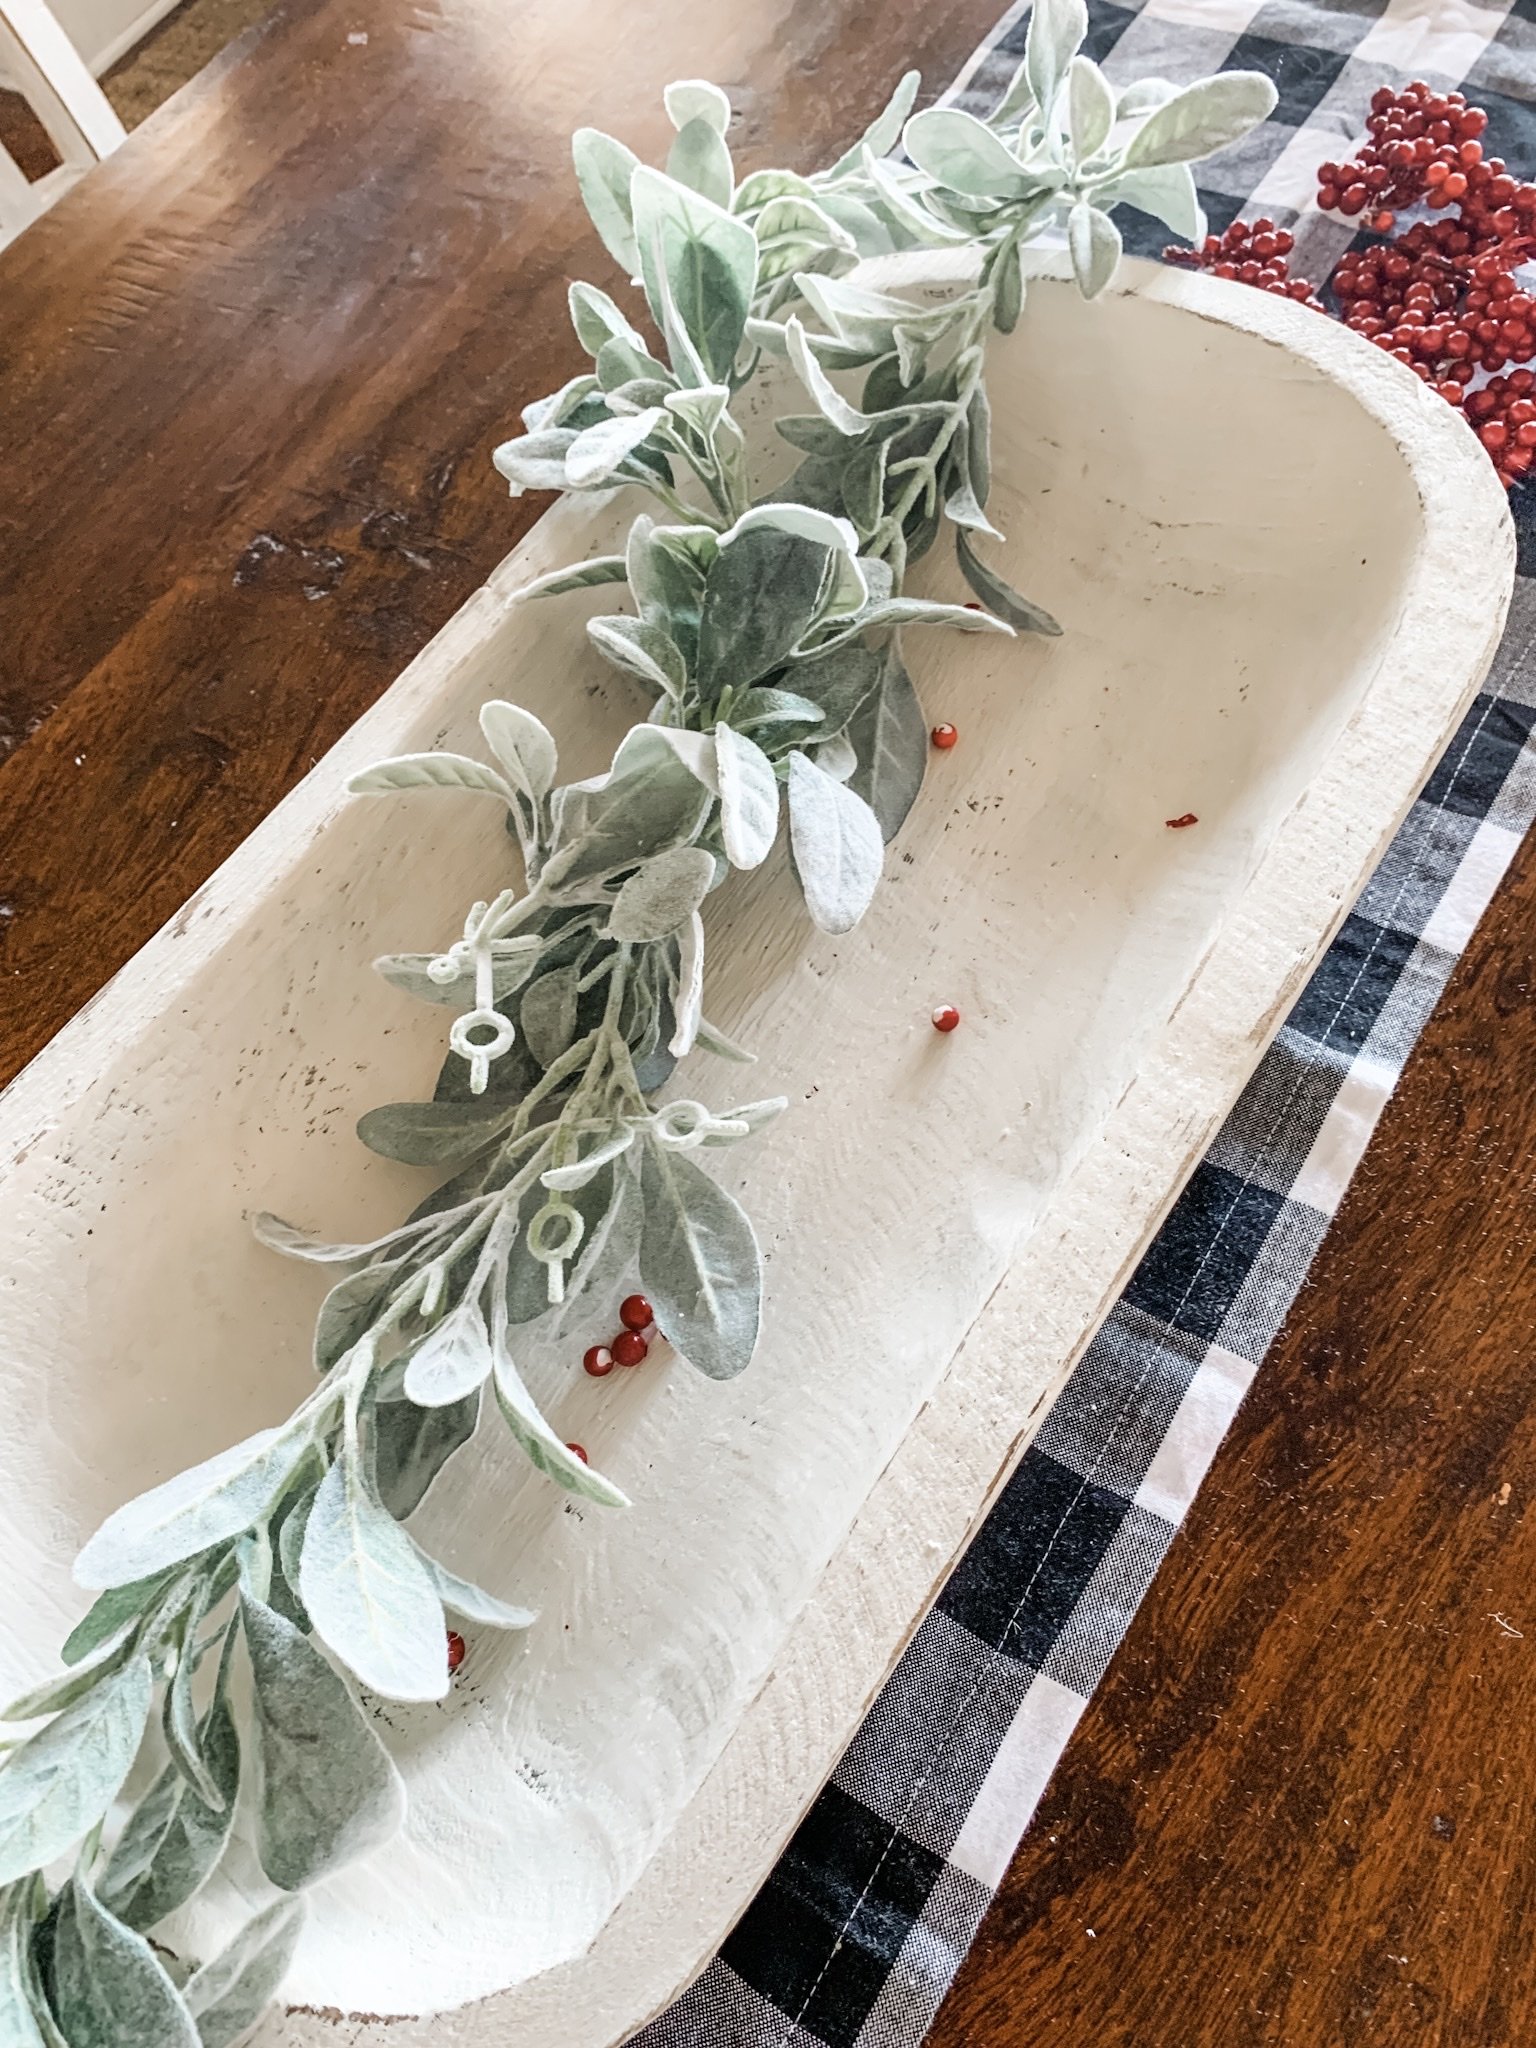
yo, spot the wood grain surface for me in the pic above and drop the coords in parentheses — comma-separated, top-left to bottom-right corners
(0, 0, 997, 1086)
(3, 2, 1534, 2043)
(930, 822, 1536, 2046)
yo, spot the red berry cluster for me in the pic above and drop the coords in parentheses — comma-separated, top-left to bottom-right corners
(583, 1293, 656, 1377)
(1165, 216, 1320, 306)
(1168, 80, 1536, 489)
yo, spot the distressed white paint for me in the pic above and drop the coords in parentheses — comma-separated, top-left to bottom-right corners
(0, 259, 1513, 2043)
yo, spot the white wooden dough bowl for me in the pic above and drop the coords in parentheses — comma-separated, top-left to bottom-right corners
(0, 255, 1514, 2044)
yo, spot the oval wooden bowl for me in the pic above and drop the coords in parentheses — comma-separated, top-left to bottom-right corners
(0, 257, 1513, 2045)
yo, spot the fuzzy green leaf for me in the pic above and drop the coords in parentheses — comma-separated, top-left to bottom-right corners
(99, 1687, 240, 1932)
(638, 1140, 762, 1380)
(242, 1593, 405, 1890)
(956, 529, 1063, 634)
(183, 1898, 305, 2048)
(608, 844, 716, 941)
(345, 754, 515, 804)
(371, 1388, 480, 1521)
(714, 722, 781, 870)
(75, 1430, 309, 1590)
(572, 126, 641, 272)
(786, 750, 883, 933)
(479, 700, 558, 802)
(298, 1453, 448, 1702)
(1122, 70, 1278, 168)
(51, 1879, 198, 2048)
(402, 1300, 494, 1409)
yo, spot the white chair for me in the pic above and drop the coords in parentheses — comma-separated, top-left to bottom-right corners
(0, 0, 125, 247)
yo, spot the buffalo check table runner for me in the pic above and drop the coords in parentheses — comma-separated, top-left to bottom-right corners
(640, 1, 1536, 2043)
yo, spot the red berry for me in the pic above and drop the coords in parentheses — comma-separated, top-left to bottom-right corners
(618, 1293, 653, 1332)
(583, 1344, 615, 1378)
(613, 1329, 649, 1368)
(930, 723, 958, 750)
(566, 1442, 589, 1463)
(931, 1004, 961, 1033)
(447, 1630, 467, 1674)
(1165, 812, 1200, 829)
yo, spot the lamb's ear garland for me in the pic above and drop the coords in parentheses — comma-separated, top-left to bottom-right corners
(0, 57, 1282, 2048)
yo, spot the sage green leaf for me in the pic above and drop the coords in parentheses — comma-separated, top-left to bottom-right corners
(565, 408, 667, 488)
(545, 726, 714, 889)
(272, 1482, 316, 1635)
(789, 643, 882, 737)
(776, 413, 847, 457)
(786, 750, 883, 933)
(822, 67, 919, 179)
(1068, 199, 1121, 299)
(520, 963, 581, 1069)
(572, 126, 641, 272)
(0, 1887, 50, 2047)
(402, 1300, 494, 1409)
(99, 1691, 240, 1931)
(847, 647, 927, 842)
(608, 845, 715, 941)
(2, 1628, 136, 1724)
(1106, 160, 1205, 243)
(0, 1655, 151, 1886)
(956, 529, 1063, 634)
(723, 500, 861, 556)
(345, 754, 515, 804)
(75, 1430, 308, 1590)
(813, 730, 858, 782)
(1067, 55, 1115, 161)
(513, 553, 629, 602)
(492, 427, 579, 494)
(489, 1337, 629, 1508)
(695, 1016, 757, 1062)
(638, 1141, 762, 1380)
(568, 281, 643, 357)
(729, 685, 826, 747)
(1024, 0, 1088, 115)
(183, 1898, 304, 2048)
(714, 722, 780, 869)
(315, 1264, 397, 1377)
(162, 1580, 226, 1811)
(51, 1878, 198, 2048)
(372, 1388, 480, 1521)
(668, 117, 734, 209)
(587, 614, 687, 697)
(417, 1554, 537, 1631)
(479, 700, 558, 802)
(298, 1453, 448, 1702)
(669, 909, 705, 1058)
(785, 317, 868, 435)
(631, 167, 758, 384)
(665, 77, 731, 134)
(1122, 70, 1278, 168)
(902, 108, 1033, 198)
(60, 1570, 177, 1669)
(698, 527, 831, 691)
(357, 1098, 517, 1168)
(994, 236, 1024, 333)
(251, 1210, 450, 1267)
(242, 1593, 405, 1890)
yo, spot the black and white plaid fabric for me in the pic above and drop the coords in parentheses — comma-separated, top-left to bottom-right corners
(641, 4, 1536, 2042)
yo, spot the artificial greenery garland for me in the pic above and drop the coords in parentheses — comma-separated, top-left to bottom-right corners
(0, 9, 1275, 2040)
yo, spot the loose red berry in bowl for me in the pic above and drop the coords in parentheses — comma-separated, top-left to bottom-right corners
(1166, 812, 1200, 829)
(447, 1630, 467, 1675)
(618, 1293, 653, 1332)
(931, 723, 958, 750)
(613, 1330, 649, 1368)
(583, 1344, 614, 1378)
(931, 1004, 961, 1033)
(566, 1442, 589, 1464)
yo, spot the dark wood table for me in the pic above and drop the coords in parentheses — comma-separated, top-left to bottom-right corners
(3, 1, 1533, 2041)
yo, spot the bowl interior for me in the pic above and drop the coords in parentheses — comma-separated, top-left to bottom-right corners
(0, 270, 1426, 2016)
